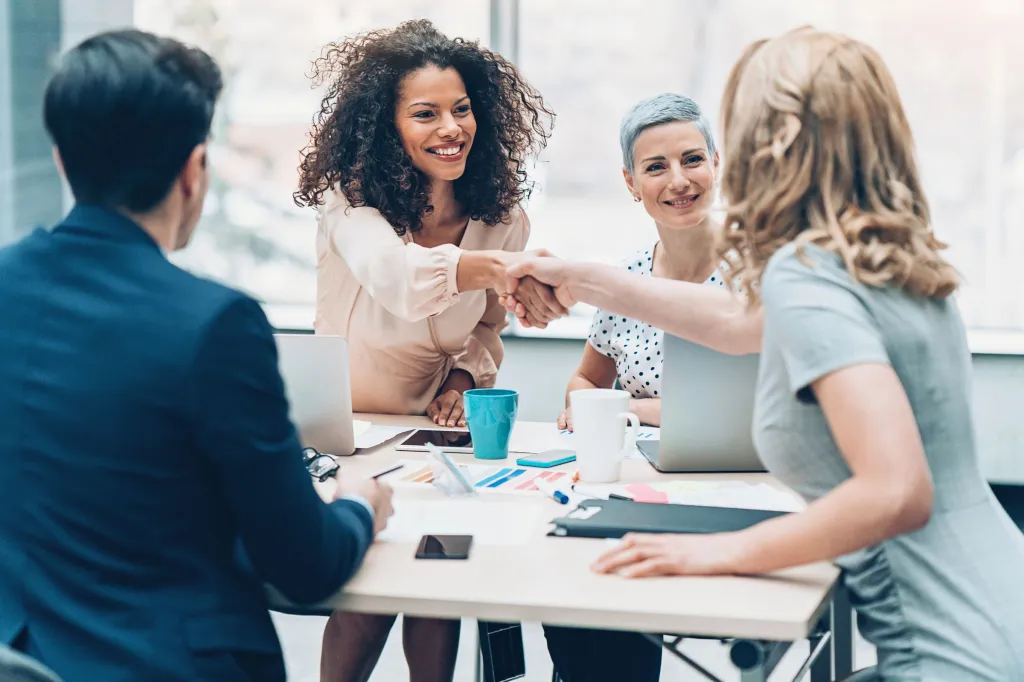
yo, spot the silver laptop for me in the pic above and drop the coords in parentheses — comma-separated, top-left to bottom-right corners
(636, 334, 764, 472)
(274, 333, 355, 457)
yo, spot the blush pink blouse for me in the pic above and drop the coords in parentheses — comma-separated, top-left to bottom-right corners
(314, 188, 530, 415)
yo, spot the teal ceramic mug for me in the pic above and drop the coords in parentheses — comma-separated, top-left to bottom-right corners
(463, 388, 519, 460)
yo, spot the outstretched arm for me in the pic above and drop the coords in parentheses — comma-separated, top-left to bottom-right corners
(506, 258, 761, 355)
(592, 253, 933, 578)
(321, 188, 549, 321)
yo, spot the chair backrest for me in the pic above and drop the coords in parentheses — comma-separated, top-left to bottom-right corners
(0, 645, 63, 682)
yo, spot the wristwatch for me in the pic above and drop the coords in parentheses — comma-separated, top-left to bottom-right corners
(301, 446, 339, 482)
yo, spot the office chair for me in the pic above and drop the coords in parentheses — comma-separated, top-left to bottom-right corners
(0, 645, 63, 682)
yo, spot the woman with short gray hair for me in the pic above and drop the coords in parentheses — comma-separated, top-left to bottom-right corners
(554, 92, 728, 432)
(540, 93, 727, 682)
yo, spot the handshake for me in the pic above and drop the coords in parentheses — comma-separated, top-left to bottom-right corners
(498, 249, 577, 329)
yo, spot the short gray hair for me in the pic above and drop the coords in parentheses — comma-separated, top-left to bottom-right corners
(620, 93, 717, 174)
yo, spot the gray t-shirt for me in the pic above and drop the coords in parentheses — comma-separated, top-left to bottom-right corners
(754, 242, 1024, 681)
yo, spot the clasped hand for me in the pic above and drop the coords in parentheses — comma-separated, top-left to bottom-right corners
(500, 252, 576, 328)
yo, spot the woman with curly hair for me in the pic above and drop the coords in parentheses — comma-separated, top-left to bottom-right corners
(295, 19, 558, 682)
(514, 27, 1024, 681)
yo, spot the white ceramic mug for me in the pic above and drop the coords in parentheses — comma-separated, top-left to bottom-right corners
(570, 389, 640, 483)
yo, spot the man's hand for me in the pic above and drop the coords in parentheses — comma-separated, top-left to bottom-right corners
(336, 476, 394, 536)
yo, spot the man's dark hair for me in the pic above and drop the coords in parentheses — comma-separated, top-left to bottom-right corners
(43, 29, 223, 213)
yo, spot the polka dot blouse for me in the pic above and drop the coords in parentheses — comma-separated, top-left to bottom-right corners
(587, 245, 727, 399)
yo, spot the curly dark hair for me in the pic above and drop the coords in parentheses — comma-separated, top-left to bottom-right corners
(294, 19, 554, 235)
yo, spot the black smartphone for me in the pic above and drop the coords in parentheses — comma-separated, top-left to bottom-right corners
(415, 534, 473, 560)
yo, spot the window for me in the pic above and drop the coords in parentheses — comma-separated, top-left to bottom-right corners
(515, 0, 1024, 343)
(1, 0, 136, 247)
(4, 1, 1022, 349)
(0, 0, 64, 247)
(133, 0, 489, 329)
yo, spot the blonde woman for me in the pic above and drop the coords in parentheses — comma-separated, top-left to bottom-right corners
(511, 28, 1024, 681)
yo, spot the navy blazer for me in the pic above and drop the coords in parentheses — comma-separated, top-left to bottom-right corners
(0, 206, 373, 681)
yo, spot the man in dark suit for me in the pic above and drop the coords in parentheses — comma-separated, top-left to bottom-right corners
(0, 29, 392, 682)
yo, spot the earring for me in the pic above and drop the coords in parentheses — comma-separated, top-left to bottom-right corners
(633, 195, 641, 202)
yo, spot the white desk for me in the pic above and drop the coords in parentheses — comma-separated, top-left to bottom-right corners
(269, 415, 852, 682)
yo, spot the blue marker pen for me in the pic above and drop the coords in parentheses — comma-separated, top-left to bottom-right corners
(535, 477, 570, 505)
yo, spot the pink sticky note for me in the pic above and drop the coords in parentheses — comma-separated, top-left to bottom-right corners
(517, 471, 549, 491)
(624, 483, 669, 504)
(517, 470, 568, 491)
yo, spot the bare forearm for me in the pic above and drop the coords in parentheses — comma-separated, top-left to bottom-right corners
(629, 398, 661, 427)
(439, 368, 476, 395)
(571, 263, 762, 355)
(565, 374, 601, 406)
(728, 477, 929, 574)
(457, 251, 507, 293)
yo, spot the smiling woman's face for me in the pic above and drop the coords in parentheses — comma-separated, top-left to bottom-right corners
(394, 65, 477, 182)
(625, 121, 718, 230)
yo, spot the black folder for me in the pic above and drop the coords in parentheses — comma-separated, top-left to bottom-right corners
(549, 498, 789, 539)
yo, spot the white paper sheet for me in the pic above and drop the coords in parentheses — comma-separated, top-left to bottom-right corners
(375, 499, 543, 545)
(505, 422, 571, 454)
(507, 422, 657, 457)
(353, 420, 372, 439)
(671, 482, 804, 512)
(355, 425, 413, 450)
(636, 427, 661, 441)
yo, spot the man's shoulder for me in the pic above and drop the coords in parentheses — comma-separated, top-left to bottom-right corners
(0, 226, 48, 262)
(0, 225, 265, 341)
(170, 267, 252, 310)
(163, 268, 266, 338)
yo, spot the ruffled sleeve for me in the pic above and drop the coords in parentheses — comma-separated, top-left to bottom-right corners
(450, 208, 531, 387)
(318, 187, 462, 321)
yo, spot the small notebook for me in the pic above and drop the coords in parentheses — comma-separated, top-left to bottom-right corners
(549, 498, 789, 539)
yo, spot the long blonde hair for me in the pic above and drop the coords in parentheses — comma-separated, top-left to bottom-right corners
(717, 28, 958, 305)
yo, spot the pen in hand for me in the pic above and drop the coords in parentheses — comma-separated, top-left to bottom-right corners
(370, 463, 403, 480)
